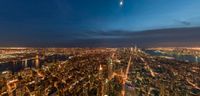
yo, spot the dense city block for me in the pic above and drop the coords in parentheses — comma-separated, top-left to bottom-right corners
(0, 47, 200, 96)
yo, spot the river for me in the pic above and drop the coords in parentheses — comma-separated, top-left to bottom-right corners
(145, 50, 200, 63)
(0, 54, 69, 73)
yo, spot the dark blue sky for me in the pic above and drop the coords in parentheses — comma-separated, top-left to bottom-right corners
(0, 0, 200, 47)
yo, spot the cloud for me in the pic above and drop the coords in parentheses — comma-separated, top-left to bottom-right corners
(1, 27, 200, 47)
(174, 19, 191, 26)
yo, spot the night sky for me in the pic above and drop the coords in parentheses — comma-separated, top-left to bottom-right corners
(0, 0, 200, 47)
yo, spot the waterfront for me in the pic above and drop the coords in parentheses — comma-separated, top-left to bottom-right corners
(145, 49, 200, 63)
(0, 54, 68, 73)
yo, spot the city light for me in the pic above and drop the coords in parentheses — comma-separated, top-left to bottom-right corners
(0, 47, 200, 95)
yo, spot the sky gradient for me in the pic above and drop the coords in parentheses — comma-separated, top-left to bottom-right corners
(0, 0, 200, 47)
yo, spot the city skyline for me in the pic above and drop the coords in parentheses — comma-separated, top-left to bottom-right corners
(1, 1, 200, 95)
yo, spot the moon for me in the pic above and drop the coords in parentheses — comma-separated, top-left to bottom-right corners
(119, 0, 123, 7)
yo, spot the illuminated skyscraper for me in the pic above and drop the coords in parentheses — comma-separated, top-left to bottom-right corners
(35, 55, 39, 68)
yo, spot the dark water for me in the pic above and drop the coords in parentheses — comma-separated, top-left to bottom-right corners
(0, 54, 68, 73)
(145, 50, 200, 63)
